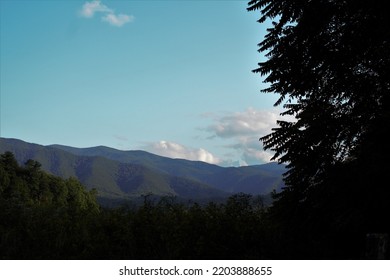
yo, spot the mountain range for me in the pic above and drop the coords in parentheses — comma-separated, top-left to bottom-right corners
(0, 137, 286, 205)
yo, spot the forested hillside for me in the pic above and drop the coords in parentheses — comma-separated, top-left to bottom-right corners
(1, 150, 387, 259)
(0, 152, 273, 259)
(0, 137, 285, 205)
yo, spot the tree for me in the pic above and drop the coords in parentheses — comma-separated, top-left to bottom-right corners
(248, 0, 390, 186)
(248, 0, 390, 195)
(248, 0, 390, 258)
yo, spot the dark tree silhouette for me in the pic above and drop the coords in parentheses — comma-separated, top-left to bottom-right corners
(248, 0, 390, 190)
(248, 0, 390, 258)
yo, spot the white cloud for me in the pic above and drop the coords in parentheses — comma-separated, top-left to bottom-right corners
(206, 107, 280, 139)
(102, 13, 134, 27)
(203, 108, 294, 165)
(231, 137, 274, 164)
(243, 149, 274, 164)
(80, 0, 112, 18)
(222, 136, 274, 165)
(142, 140, 221, 165)
(79, 1, 134, 27)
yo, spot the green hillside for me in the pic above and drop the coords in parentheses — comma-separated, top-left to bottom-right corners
(0, 137, 285, 204)
(0, 138, 228, 202)
(50, 141, 286, 194)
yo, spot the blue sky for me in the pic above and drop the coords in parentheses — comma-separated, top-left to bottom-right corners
(1, 0, 283, 166)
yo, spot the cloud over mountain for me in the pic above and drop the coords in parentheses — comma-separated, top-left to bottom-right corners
(206, 107, 279, 139)
(204, 108, 293, 165)
(142, 140, 221, 165)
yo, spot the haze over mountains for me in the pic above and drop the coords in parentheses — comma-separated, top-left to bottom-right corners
(0, 137, 286, 205)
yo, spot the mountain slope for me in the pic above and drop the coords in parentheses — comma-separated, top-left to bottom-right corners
(1, 137, 286, 203)
(0, 138, 227, 201)
(49, 144, 223, 179)
(50, 143, 286, 194)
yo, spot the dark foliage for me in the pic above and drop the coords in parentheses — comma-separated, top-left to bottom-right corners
(1, 151, 387, 259)
(248, 0, 390, 258)
(0, 153, 271, 259)
(0, 152, 100, 259)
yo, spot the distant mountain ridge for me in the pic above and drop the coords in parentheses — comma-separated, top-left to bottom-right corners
(48, 143, 286, 194)
(0, 137, 286, 204)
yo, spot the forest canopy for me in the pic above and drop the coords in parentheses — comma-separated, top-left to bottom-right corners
(0, 152, 272, 259)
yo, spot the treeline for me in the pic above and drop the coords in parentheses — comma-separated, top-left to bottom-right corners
(0, 152, 275, 259)
(1, 152, 385, 259)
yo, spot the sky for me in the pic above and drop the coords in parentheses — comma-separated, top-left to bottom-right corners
(0, 0, 284, 166)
